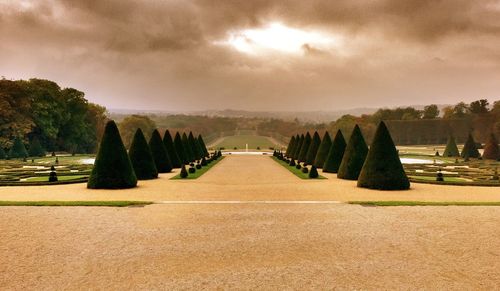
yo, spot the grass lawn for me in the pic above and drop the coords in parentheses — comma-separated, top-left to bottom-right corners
(214, 135, 276, 150)
(0, 201, 153, 207)
(349, 201, 500, 207)
(170, 157, 225, 180)
(271, 156, 326, 179)
(408, 175, 467, 182)
(25, 175, 88, 182)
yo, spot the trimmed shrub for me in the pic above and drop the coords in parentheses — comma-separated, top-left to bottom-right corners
(149, 129, 173, 173)
(289, 159, 296, 166)
(194, 135, 205, 161)
(435, 151, 440, 157)
(337, 125, 368, 180)
(297, 132, 311, 162)
(180, 165, 188, 178)
(292, 134, 304, 160)
(195, 164, 202, 169)
(9, 136, 28, 159)
(461, 133, 480, 158)
(483, 133, 499, 160)
(443, 135, 460, 157)
(301, 167, 309, 173)
(314, 131, 331, 168)
(87, 120, 137, 189)
(188, 167, 196, 174)
(198, 135, 210, 157)
(323, 130, 347, 173)
(174, 132, 188, 164)
(163, 130, 182, 168)
(182, 132, 195, 162)
(305, 131, 321, 165)
(28, 137, 46, 157)
(49, 166, 58, 182)
(357, 121, 410, 190)
(295, 164, 302, 170)
(309, 165, 319, 178)
(129, 128, 158, 180)
(285, 136, 296, 157)
(188, 132, 202, 160)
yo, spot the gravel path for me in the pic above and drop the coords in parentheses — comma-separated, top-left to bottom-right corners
(1, 204, 499, 289)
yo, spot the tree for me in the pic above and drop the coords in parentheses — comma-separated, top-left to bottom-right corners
(198, 135, 209, 157)
(189, 132, 202, 160)
(182, 132, 195, 162)
(422, 104, 439, 119)
(87, 120, 137, 189)
(285, 136, 296, 157)
(314, 131, 331, 168)
(174, 132, 188, 164)
(129, 128, 158, 180)
(8, 136, 28, 159)
(305, 131, 321, 165)
(297, 132, 312, 163)
(149, 129, 173, 173)
(461, 133, 480, 158)
(118, 115, 156, 148)
(163, 130, 181, 168)
(309, 165, 319, 178)
(469, 99, 489, 114)
(337, 125, 368, 180)
(28, 137, 45, 157)
(482, 133, 499, 160)
(443, 135, 460, 157)
(323, 130, 346, 173)
(0, 146, 5, 159)
(358, 121, 410, 190)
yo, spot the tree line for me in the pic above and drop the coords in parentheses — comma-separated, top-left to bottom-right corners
(0, 78, 107, 155)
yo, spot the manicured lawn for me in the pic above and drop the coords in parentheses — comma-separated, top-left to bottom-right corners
(408, 175, 467, 182)
(25, 175, 88, 182)
(349, 201, 500, 206)
(214, 135, 276, 150)
(170, 157, 225, 180)
(271, 156, 326, 179)
(0, 201, 153, 207)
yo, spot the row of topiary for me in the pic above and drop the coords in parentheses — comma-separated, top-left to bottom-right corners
(87, 120, 214, 189)
(443, 133, 499, 160)
(285, 121, 410, 190)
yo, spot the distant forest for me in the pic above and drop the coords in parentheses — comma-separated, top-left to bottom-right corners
(0, 78, 107, 153)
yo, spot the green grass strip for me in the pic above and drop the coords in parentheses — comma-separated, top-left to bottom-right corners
(348, 201, 500, 207)
(271, 156, 326, 179)
(0, 201, 153, 207)
(170, 156, 225, 180)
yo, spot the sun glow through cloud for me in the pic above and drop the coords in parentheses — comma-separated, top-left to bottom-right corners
(220, 22, 340, 55)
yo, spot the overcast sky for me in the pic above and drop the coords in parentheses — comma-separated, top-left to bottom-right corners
(1, 0, 499, 111)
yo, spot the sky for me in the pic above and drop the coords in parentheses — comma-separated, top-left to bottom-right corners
(1, 0, 499, 111)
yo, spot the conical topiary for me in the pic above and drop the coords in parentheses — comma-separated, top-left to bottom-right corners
(482, 133, 499, 160)
(357, 121, 410, 190)
(28, 137, 45, 157)
(0, 146, 6, 159)
(292, 134, 302, 160)
(314, 131, 331, 168)
(337, 125, 368, 180)
(198, 135, 209, 157)
(149, 129, 173, 173)
(174, 132, 188, 164)
(323, 130, 347, 173)
(129, 128, 158, 180)
(461, 133, 480, 159)
(309, 165, 319, 179)
(87, 120, 137, 189)
(297, 132, 312, 163)
(193, 133, 204, 160)
(163, 130, 181, 168)
(188, 132, 201, 160)
(182, 132, 195, 162)
(305, 131, 321, 165)
(9, 136, 28, 159)
(443, 135, 459, 157)
(285, 136, 296, 158)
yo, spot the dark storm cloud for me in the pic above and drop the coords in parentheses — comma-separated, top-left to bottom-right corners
(0, 0, 499, 111)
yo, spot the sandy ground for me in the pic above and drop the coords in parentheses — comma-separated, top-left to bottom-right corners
(1, 203, 500, 289)
(0, 155, 498, 202)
